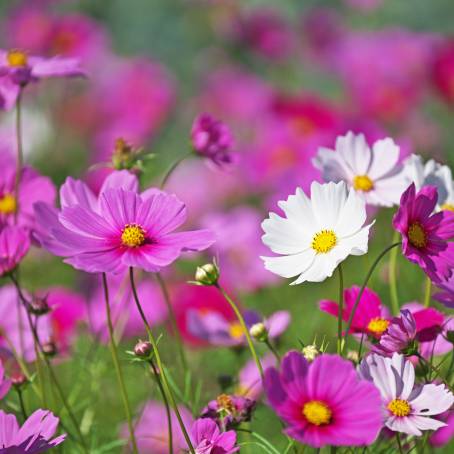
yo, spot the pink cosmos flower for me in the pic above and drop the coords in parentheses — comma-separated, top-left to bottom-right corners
(0, 359, 11, 400)
(359, 353, 454, 436)
(431, 411, 454, 447)
(319, 286, 391, 339)
(432, 38, 454, 104)
(191, 418, 239, 454)
(0, 153, 56, 231)
(0, 408, 65, 452)
(393, 183, 454, 282)
(0, 226, 30, 276)
(434, 274, 454, 308)
(264, 351, 382, 448)
(236, 354, 276, 401)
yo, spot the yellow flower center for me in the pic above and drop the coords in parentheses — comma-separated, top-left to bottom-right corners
(302, 400, 332, 426)
(229, 322, 244, 340)
(387, 399, 411, 417)
(121, 224, 146, 247)
(353, 175, 374, 192)
(408, 222, 427, 248)
(0, 193, 17, 215)
(312, 230, 337, 254)
(367, 317, 390, 336)
(441, 203, 454, 212)
(7, 50, 28, 67)
(217, 394, 235, 414)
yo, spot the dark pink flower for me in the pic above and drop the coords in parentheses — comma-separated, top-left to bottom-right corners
(393, 183, 454, 282)
(0, 226, 30, 276)
(432, 38, 454, 104)
(0, 408, 65, 452)
(264, 352, 382, 448)
(191, 418, 239, 454)
(431, 411, 454, 447)
(434, 274, 454, 308)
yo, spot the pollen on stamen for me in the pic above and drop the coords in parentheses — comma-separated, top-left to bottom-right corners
(121, 224, 146, 247)
(367, 317, 389, 336)
(353, 175, 374, 192)
(441, 203, 454, 212)
(312, 230, 337, 254)
(407, 222, 427, 248)
(0, 193, 17, 215)
(7, 50, 28, 67)
(302, 400, 332, 426)
(387, 399, 411, 417)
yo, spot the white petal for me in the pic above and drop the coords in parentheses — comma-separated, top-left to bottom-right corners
(370, 172, 411, 207)
(310, 181, 348, 229)
(397, 356, 415, 400)
(369, 355, 397, 400)
(313, 147, 354, 182)
(290, 253, 337, 284)
(335, 188, 368, 237)
(368, 138, 400, 180)
(336, 131, 372, 175)
(338, 224, 373, 257)
(262, 249, 316, 279)
(386, 416, 422, 436)
(408, 415, 447, 432)
(411, 384, 454, 416)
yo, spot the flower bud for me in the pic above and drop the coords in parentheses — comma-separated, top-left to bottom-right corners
(42, 340, 58, 357)
(11, 373, 28, 388)
(302, 345, 319, 362)
(134, 340, 152, 358)
(346, 350, 359, 364)
(195, 262, 220, 286)
(29, 296, 50, 316)
(249, 322, 268, 342)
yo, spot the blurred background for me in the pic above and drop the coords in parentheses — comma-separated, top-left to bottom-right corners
(1, 0, 454, 452)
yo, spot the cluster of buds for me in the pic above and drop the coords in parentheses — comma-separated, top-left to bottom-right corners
(192, 260, 220, 286)
(42, 340, 58, 358)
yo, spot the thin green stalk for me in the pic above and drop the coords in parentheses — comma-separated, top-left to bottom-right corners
(336, 264, 344, 356)
(423, 277, 432, 308)
(215, 283, 264, 379)
(102, 273, 138, 454)
(264, 339, 280, 363)
(14, 88, 23, 221)
(396, 433, 404, 454)
(156, 273, 188, 371)
(160, 152, 192, 189)
(16, 387, 27, 420)
(342, 243, 401, 353)
(389, 230, 400, 315)
(33, 325, 47, 408)
(129, 267, 195, 454)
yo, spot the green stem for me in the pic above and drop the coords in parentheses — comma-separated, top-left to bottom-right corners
(16, 387, 27, 420)
(423, 277, 432, 308)
(337, 264, 344, 356)
(264, 339, 280, 363)
(389, 230, 400, 315)
(102, 273, 138, 454)
(129, 267, 195, 454)
(215, 284, 264, 379)
(342, 243, 401, 352)
(14, 88, 23, 222)
(156, 273, 188, 371)
(160, 152, 192, 189)
(396, 433, 404, 454)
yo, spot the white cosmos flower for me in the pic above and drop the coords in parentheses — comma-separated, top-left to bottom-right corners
(404, 154, 454, 212)
(359, 353, 454, 436)
(261, 181, 374, 285)
(313, 131, 409, 207)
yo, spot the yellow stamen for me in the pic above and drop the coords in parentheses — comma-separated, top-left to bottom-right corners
(408, 222, 427, 248)
(312, 230, 337, 254)
(229, 322, 244, 340)
(302, 400, 332, 426)
(216, 394, 235, 414)
(367, 317, 390, 336)
(7, 50, 28, 67)
(353, 175, 374, 192)
(387, 399, 411, 417)
(121, 224, 146, 247)
(0, 193, 17, 215)
(441, 203, 454, 212)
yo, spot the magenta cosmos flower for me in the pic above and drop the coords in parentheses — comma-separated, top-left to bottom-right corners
(264, 351, 382, 448)
(320, 286, 391, 339)
(393, 183, 454, 281)
(0, 225, 30, 276)
(191, 418, 239, 454)
(0, 409, 65, 452)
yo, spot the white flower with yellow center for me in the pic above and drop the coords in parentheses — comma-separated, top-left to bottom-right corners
(261, 181, 373, 284)
(359, 353, 454, 436)
(313, 131, 409, 207)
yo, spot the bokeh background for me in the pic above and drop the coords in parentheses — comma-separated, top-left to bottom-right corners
(1, 0, 454, 452)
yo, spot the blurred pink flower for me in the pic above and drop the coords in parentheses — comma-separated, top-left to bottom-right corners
(432, 38, 454, 104)
(0, 226, 30, 276)
(0, 359, 11, 400)
(236, 354, 275, 401)
(431, 411, 454, 447)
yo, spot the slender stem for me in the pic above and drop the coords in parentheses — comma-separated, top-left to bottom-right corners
(357, 333, 365, 362)
(129, 267, 195, 454)
(16, 387, 27, 420)
(396, 433, 404, 454)
(33, 327, 48, 408)
(389, 230, 400, 315)
(215, 283, 264, 379)
(14, 88, 23, 222)
(156, 273, 188, 371)
(160, 152, 192, 189)
(447, 350, 454, 381)
(336, 264, 344, 356)
(342, 243, 401, 352)
(264, 339, 280, 363)
(423, 277, 432, 308)
(149, 359, 173, 454)
(102, 273, 138, 454)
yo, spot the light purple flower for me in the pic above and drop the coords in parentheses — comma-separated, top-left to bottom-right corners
(359, 353, 454, 436)
(0, 359, 11, 400)
(191, 418, 239, 454)
(236, 354, 276, 401)
(0, 408, 66, 452)
(0, 225, 30, 276)
(434, 274, 454, 308)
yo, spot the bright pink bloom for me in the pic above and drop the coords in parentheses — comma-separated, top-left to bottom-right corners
(0, 359, 11, 400)
(264, 352, 382, 448)
(393, 183, 454, 281)
(319, 286, 390, 339)
(0, 409, 65, 452)
(0, 226, 30, 276)
(434, 274, 454, 308)
(431, 411, 454, 447)
(191, 418, 239, 454)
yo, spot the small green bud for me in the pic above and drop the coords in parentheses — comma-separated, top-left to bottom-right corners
(249, 322, 268, 342)
(194, 262, 220, 286)
(302, 345, 319, 362)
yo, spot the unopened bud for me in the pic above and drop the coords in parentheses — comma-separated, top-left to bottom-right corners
(249, 323, 268, 342)
(11, 373, 28, 388)
(112, 137, 134, 170)
(134, 340, 152, 358)
(346, 350, 359, 364)
(29, 296, 50, 316)
(302, 345, 319, 362)
(195, 262, 220, 286)
(42, 340, 57, 357)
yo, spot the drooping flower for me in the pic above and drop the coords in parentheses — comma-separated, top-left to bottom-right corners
(191, 113, 235, 167)
(359, 353, 454, 436)
(319, 285, 391, 339)
(264, 351, 382, 448)
(0, 225, 30, 276)
(0, 408, 66, 452)
(201, 394, 255, 430)
(191, 418, 239, 454)
(393, 183, 454, 281)
(261, 181, 373, 284)
(314, 132, 408, 207)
